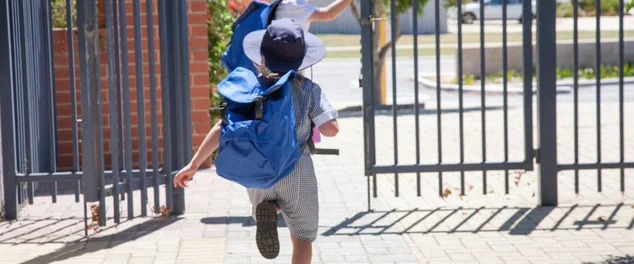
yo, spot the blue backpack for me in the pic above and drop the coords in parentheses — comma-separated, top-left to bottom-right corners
(221, 0, 282, 74)
(214, 67, 304, 189)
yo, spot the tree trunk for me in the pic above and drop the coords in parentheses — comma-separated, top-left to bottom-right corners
(372, 55, 384, 105)
(352, 0, 401, 105)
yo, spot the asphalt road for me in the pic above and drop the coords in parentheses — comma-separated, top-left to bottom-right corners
(313, 57, 634, 110)
(447, 16, 634, 34)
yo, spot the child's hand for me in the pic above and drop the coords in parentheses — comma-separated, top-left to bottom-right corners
(174, 163, 198, 188)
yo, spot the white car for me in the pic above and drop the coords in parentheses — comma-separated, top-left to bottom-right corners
(447, 0, 537, 24)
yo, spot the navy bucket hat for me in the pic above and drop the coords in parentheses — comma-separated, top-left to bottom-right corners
(243, 18, 326, 73)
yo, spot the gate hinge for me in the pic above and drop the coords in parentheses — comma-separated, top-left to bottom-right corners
(360, 16, 387, 25)
(534, 148, 540, 164)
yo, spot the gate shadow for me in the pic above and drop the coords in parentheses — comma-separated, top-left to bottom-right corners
(200, 215, 288, 227)
(583, 255, 634, 264)
(321, 204, 633, 237)
(9, 217, 181, 264)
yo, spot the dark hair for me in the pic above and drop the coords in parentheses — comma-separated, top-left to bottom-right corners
(255, 57, 281, 86)
(255, 56, 305, 86)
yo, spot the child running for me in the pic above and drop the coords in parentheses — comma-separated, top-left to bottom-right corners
(174, 19, 339, 264)
(275, 0, 354, 32)
(274, 0, 352, 143)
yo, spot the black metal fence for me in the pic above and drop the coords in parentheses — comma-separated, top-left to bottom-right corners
(360, 0, 632, 207)
(1, 0, 192, 231)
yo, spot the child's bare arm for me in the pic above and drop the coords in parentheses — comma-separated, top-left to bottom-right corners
(309, 0, 353, 21)
(319, 119, 339, 137)
(189, 120, 222, 168)
(174, 120, 222, 188)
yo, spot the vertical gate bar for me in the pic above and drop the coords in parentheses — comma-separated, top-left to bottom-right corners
(13, 0, 23, 183)
(18, 184, 23, 205)
(118, 0, 134, 219)
(18, 1, 27, 203)
(413, 0, 421, 197)
(77, 0, 106, 224)
(44, 0, 58, 203)
(96, 0, 108, 226)
(389, 0, 399, 197)
(147, 0, 161, 213)
(522, 0, 533, 171)
(360, 0, 376, 202)
(158, 0, 174, 209)
(11, 0, 23, 207)
(22, 0, 30, 175)
(479, 0, 487, 195)
(502, 0, 509, 195)
(536, 0, 558, 207)
(132, 0, 149, 217)
(373, 171, 377, 198)
(573, 0, 580, 194)
(367, 174, 371, 211)
(458, 0, 465, 196)
(170, 2, 185, 172)
(595, 0, 602, 192)
(0, 0, 19, 220)
(180, 0, 193, 161)
(25, 0, 34, 205)
(435, 0, 443, 197)
(83, 188, 88, 236)
(105, 0, 121, 224)
(27, 182, 34, 205)
(65, 0, 80, 203)
(618, 0, 625, 192)
(171, 1, 185, 170)
(33, 0, 42, 173)
(19, 0, 32, 203)
(173, 0, 190, 214)
(112, 0, 125, 191)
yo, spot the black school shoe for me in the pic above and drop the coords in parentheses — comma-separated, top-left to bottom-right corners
(255, 202, 280, 259)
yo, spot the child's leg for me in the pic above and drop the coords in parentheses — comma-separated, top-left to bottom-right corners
(275, 157, 319, 263)
(291, 235, 312, 264)
(248, 189, 280, 259)
(255, 202, 280, 259)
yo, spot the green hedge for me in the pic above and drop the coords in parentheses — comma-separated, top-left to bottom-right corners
(558, 0, 631, 17)
(207, 0, 233, 122)
(51, 0, 76, 28)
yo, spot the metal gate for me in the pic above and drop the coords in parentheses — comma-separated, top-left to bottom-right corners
(360, 0, 633, 207)
(1, 0, 192, 231)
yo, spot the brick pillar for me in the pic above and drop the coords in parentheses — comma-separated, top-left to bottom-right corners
(53, 0, 211, 170)
(188, 0, 212, 167)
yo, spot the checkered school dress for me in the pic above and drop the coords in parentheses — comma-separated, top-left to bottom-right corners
(246, 75, 337, 242)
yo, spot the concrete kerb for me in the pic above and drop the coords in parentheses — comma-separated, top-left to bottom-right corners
(334, 94, 430, 113)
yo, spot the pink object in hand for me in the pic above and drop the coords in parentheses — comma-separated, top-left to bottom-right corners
(312, 127, 321, 143)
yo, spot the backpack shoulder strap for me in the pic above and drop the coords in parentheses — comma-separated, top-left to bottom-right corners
(232, 1, 267, 31)
(266, 0, 283, 25)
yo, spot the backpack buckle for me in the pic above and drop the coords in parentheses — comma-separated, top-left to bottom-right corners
(253, 96, 266, 120)
(220, 103, 227, 123)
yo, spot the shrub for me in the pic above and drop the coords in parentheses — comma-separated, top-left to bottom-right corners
(51, 0, 77, 29)
(207, 0, 233, 114)
(579, 0, 623, 15)
(227, 0, 252, 17)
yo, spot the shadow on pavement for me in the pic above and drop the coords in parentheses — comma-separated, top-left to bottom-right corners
(200, 215, 288, 227)
(16, 217, 181, 264)
(583, 255, 634, 264)
(322, 203, 632, 237)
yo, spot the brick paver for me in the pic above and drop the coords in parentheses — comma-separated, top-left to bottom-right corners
(1, 102, 633, 263)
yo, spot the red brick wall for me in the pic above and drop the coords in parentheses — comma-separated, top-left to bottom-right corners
(53, 0, 210, 171)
